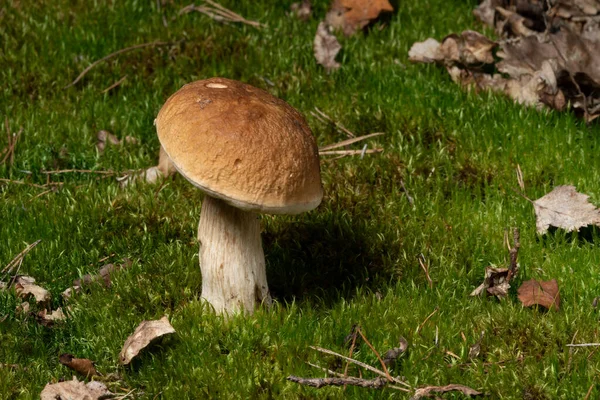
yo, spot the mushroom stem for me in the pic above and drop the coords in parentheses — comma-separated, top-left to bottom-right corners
(198, 195, 272, 315)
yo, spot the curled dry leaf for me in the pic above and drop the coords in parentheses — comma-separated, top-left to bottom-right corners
(119, 316, 176, 365)
(314, 22, 341, 72)
(470, 267, 511, 299)
(411, 383, 482, 399)
(326, 0, 393, 36)
(37, 308, 66, 327)
(59, 353, 97, 377)
(14, 276, 50, 304)
(290, 0, 311, 21)
(533, 185, 600, 235)
(40, 377, 112, 400)
(383, 336, 408, 367)
(517, 279, 561, 311)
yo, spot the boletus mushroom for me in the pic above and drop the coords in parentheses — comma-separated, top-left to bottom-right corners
(156, 78, 323, 315)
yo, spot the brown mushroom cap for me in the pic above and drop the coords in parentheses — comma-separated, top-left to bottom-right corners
(156, 78, 323, 214)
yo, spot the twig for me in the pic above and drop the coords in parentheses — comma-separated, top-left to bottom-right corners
(101, 75, 127, 94)
(312, 107, 355, 138)
(179, 1, 264, 28)
(65, 41, 175, 88)
(343, 326, 359, 378)
(418, 254, 433, 289)
(309, 346, 410, 388)
(399, 179, 414, 205)
(507, 228, 520, 282)
(566, 343, 600, 348)
(1, 118, 23, 166)
(416, 307, 439, 335)
(355, 327, 393, 382)
(0, 178, 62, 189)
(287, 375, 395, 390)
(319, 132, 384, 151)
(516, 164, 524, 191)
(319, 149, 383, 156)
(1, 240, 42, 283)
(584, 381, 595, 400)
(307, 362, 345, 378)
(41, 169, 120, 175)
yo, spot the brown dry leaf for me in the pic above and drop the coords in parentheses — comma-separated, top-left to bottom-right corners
(533, 185, 600, 234)
(119, 316, 176, 365)
(40, 377, 112, 400)
(411, 383, 482, 399)
(59, 354, 97, 377)
(517, 279, 561, 311)
(72, 258, 132, 289)
(314, 22, 341, 72)
(470, 267, 511, 299)
(14, 276, 50, 304)
(383, 336, 408, 367)
(290, 0, 311, 21)
(326, 0, 393, 36)
(37, 308, 66, 327)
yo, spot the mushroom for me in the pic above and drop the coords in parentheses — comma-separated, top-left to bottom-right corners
(156, 78, 323, 315)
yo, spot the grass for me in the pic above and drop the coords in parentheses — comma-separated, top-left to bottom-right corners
(1, 0, 600, 398)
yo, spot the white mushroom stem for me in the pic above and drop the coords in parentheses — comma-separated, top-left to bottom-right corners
(197, 195, 272, 315)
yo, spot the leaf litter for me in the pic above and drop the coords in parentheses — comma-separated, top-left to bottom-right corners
(40, 377, 112, 400)
(409, 1, 600, 121)
(119, 316, 176, 365)
(59, 354, 98, 378)
(517, 279, 561, 311)
(533, 185, 600, 234)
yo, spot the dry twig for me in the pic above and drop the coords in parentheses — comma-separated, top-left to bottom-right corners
(418, 254, 433, 289)
(65, 41, 176, 88)
(1, 118, 23, 166)
(311, 107, 355, 138)
(319, 149, 383, 156)
(355, 327, 393, 382)
(507, 228, 520, 282)
(287, 375, 390, 389)
(1, 240, 42, 283)
(416, 307, 439, 335)
(179, 1, 264, 28)
(41, 169, 120, 175)
(319, 132, 384, 151)
(101, 75, 127, 94)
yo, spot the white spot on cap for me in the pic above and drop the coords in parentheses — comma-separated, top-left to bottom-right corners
(206, 83, 228, 89)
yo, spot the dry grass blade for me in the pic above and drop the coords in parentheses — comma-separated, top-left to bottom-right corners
(41, 169, 120, 175)
(418, 254, 433, 289)
(312, 107, 355, 137)
(1, 117, 23, 166)
(65, 41, 175, 88)
(319, 132, 384, 151)
(179, 1, 264, 28)
(101, 75, 127, 94)
(2, 240, 42, 277)
(566, 343, 600, 348)
(319, 148, 383, 156)
(355, 327, 393, 382)
(416, 307, 439, 335)
(0, 178, 62, 189)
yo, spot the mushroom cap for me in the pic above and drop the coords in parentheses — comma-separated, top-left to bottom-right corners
(156, 77, 323, 214)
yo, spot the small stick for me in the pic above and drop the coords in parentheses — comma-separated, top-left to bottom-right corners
(307, 362, 345, 378)
(566, 343, 600, 348)
(343, 326, 359, 378)
(27, 189, 53, 202)
(319, 132, 384, 151)
(41, 169, 119, 175)
(287, 375, 404, 390)
(0, 178, 61, 189)
(507, 228, 520, 282)
(319, 149, 382, 156)
(1, 240, 42, 280)
(313, 107, 355, 138)
(309, 346, 410, 387)
(516, 164, 524, 191)
(418, 254, 433, 289)
(355, 327, 393, 382)
(416, 307, 439, 335)
(65, 41, 175, 88)
(399, 179, 414, 205)
(101, 75, 127, 94)
(179, 1, 264, 28)
(584, 381, 595, 400)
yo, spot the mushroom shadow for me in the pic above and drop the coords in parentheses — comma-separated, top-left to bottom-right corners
(539, 225, 600, 245)
(263, 215, 397, 308)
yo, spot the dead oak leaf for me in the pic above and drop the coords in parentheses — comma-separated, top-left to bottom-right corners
(40, 377, 112, 400)
(314, 22, 341, 72)
(119, 316, 176, 365)
(517, 279, 560, 311)
(37, 308, 66, 327)
(14, 276, 50, 304)
(533, 185, 600, 234)
(411, 383, 482, 399)
(326, 0, 393, 36)
(59, 354, 97, 378)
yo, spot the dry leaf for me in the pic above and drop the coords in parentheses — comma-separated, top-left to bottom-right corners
(314, 22, 341, 72)
(533, 185, 600, 234)
(59, 354, 97, 377)
(411, 383, 482, 399)
(119, 316, 176, 365)
(408, 38, 442, 63)
(470, 267, 511, 299)
(16, 301, 29, 314)
(383, 336, 408, 367)
(40, 377, 112, 400)
(517, 279, 561, 311)
(326, 0, 393, 36)
(14, 276, 50, 304)
(37, 308, 66, 327)
(468, 331, 484, 360)
(290, 0, 311, 21)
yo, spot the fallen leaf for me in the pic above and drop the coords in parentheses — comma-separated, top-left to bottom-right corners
(119, 316, 176, 365)
(14, 276, 50, 304)
(411, 383, 482, 399)
(290, 0, 311, 21)
(533, 185, 600, 235)
(37, 308, 66, 327)
(383, 336, 408, 367)
(470, 267, 511, 299)
(40, 377, 112, 400)
(59, 354, 97, 377)
(314, 22, 341, 72)
(408, 38, 442, 63)
(16, 301, 29, 314)
(64, 258, 132, 299)
(326, 0, 393, 36)
(517, 279, 561, 311)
